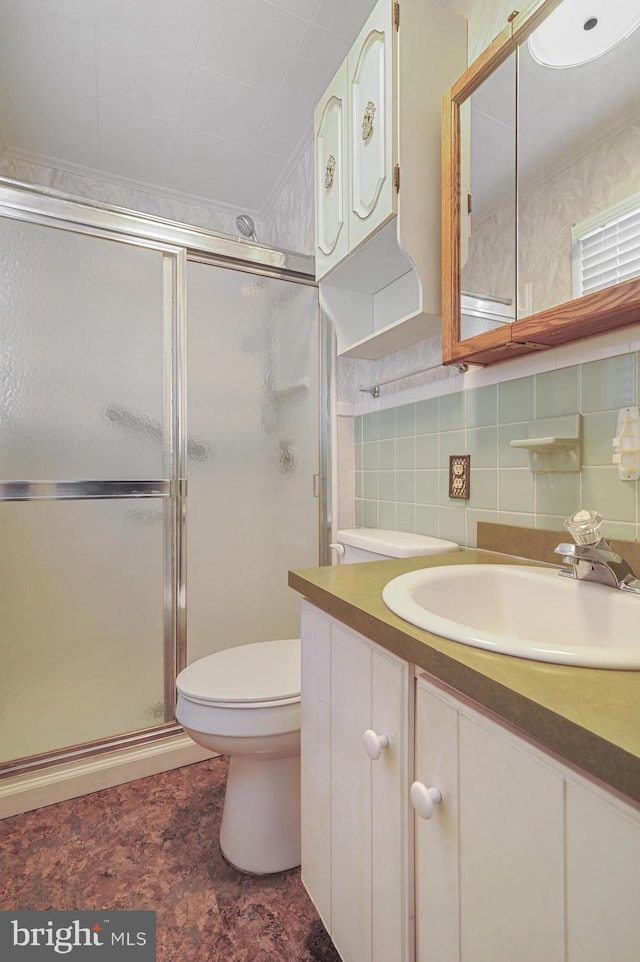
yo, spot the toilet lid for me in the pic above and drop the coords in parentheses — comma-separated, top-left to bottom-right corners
(176, 638, 301, 707)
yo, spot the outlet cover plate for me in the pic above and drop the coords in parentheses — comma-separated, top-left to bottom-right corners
(449, 454, 470, 500)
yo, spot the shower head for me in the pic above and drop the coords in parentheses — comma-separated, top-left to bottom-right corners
(236, 214, 258, 242)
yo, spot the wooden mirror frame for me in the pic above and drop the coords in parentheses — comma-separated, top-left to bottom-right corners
(441, 0, 640, 367)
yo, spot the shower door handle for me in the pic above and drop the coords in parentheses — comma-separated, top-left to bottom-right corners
(0, 480, 171, 501)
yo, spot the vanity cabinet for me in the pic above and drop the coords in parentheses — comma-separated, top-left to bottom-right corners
(300, 601, 413, 962)
(314, 0, 466, 359)
(414, 674, 640, 962)
(300, 602, 640, 961)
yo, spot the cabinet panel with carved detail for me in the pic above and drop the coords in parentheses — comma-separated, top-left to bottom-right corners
(347, 0, 395, 253)
(314, 60, 349, 280)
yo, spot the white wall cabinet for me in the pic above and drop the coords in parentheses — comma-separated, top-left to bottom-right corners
(315, 59, 349, 280)
(300, 601, 413, 962)
(313, 0, 466, 359)
(314, 1, 393, 283)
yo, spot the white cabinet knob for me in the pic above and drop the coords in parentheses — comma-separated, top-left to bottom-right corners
(363, 729, 390, 760)
(410, 781, 443, 819)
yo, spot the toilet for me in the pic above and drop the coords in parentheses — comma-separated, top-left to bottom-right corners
(176, 638, 301, 875)
(176, 528, 458, 875)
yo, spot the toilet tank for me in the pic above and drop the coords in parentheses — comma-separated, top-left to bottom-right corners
(331, 528, 459, 564)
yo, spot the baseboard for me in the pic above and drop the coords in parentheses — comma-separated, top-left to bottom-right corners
(0, 734, 215, 820)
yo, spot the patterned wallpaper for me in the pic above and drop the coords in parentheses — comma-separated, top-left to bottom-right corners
(463, 114, 640, 318)
(458, 0, 514, 61)
(259, 144, 314, 255)
(0, 153, 245, 238)
(0, 140, 313, 254)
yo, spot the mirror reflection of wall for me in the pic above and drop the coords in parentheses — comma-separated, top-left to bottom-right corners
(518, 5, 640, 318)
(459, 0, 640, 340)
(459, 51, 516, 341)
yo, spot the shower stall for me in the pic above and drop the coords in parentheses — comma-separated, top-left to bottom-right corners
(0, 181, 326, 782)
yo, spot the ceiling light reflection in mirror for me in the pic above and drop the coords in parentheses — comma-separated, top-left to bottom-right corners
(528, 0, 640, 69)
(460, 0, 640, 341)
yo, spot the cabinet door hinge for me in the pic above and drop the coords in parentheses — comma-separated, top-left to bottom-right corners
(467, 192, 472, 214)
(394, 164, 400, 192)
(393, 1, 400, 30)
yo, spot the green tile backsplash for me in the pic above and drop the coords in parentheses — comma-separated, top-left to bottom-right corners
(535, 366, 580, 418)
(581, 355, 635, 413)
(497, 376, 534, 424)
(353, 353, 640, 547)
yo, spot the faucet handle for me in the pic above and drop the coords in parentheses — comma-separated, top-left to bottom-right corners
(554, 542, 577, 560)
(563, 509, 603, 546)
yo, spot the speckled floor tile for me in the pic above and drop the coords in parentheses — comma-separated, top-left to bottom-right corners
(0, 757, 341, 962)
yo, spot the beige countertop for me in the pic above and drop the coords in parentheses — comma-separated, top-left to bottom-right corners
(289, 549, 640, 807)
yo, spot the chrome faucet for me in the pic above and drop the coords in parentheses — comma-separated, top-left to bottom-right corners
(554, 509, 640, 593)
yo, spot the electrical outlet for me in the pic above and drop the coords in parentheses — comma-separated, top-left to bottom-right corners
(449, 455, 470, 500)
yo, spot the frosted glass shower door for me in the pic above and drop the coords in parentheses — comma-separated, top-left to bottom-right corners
(186, 262, 319, 663)
(0, 214, 181, 766)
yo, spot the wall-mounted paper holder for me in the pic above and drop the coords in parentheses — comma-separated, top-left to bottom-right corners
(510, 414, 581, 473)
(613, 406, 640, 481)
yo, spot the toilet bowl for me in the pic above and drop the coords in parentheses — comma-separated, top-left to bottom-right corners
(176, 638, 301, 875)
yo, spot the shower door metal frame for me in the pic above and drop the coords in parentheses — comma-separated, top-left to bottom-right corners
(0, 178, 325, 778)
(0, 194, 188, 774)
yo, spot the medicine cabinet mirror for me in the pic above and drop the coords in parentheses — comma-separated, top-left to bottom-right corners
(442, 0, 640, 366)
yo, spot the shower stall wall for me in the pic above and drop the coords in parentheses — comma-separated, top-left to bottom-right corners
(0, 182, 323, 782)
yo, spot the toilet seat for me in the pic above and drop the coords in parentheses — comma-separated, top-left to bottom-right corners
(176, 638, 301, 744)
(176, 638, 300, 709)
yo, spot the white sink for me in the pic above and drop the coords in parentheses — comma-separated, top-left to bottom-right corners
(382, 564, 640, 669)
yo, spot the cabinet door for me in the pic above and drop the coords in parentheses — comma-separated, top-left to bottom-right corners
(331, 622, 373, 962)
(314, 60, 349, 280)
(458, 713, 565, 962)
(300, 602, 332, 929)
(302, 605, 412, 962)
(566, 778, 640, 961)
(415, 678, 565, 962)
(347, 0, 396, 252)
(370, 638, 412, 962)
(330, 623, 411, 962)
(414, 678, 460, 962)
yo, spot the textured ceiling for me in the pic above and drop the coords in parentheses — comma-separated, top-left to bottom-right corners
(0, 0, 378, 218)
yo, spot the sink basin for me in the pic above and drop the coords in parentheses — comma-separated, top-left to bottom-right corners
(382, 564, 640, 669)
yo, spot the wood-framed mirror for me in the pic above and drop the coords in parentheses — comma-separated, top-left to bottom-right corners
(442, 0, 640, 367)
